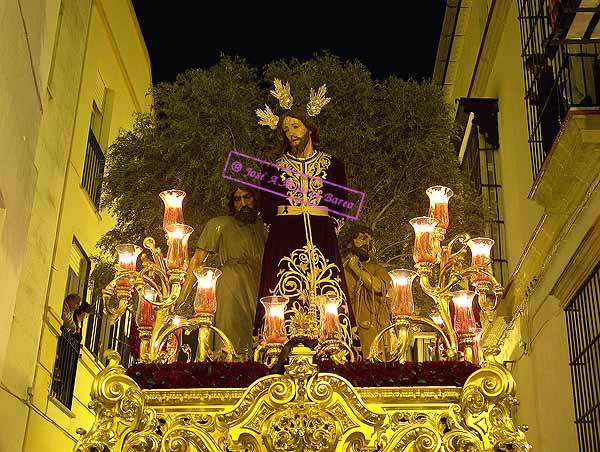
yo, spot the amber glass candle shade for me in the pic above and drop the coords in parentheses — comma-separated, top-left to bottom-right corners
(388, 269, 417, 317)
(115, 244, 142, 287)
(159, 190, 186, 231)
(193, 267, 222, 315)
(165, 223, 194, 270)
(409, 217, 438, 263)
(426, 186, 454, 230)
(136, 284, 157, 328)
(318, 293, 341, 340)
(452, 290, 478, 333)
(467, 237, 495, 283)
(260, 296, 288, 343)
(431, 313, 444, 328)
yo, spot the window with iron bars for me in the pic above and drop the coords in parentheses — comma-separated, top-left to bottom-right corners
(85, 293, 136, 368)
(81, 128, 105, 210)
(565, 261, 600, 451)
(455, 98, 508, 286)
(518, 0, 600, 180)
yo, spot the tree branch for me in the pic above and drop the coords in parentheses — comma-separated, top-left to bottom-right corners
(384, 253, 411, 265)
(371, 194, 398, 229)
(227, 126, 237, 151)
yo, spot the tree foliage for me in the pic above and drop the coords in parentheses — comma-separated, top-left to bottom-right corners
(94, 53, 484, 300)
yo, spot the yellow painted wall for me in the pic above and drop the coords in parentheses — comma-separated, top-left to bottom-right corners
(0, 1, 152, 451)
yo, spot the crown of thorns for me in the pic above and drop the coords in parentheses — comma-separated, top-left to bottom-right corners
(255, 79, 331, 130)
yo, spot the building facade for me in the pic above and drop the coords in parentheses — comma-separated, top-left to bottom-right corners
(435, 1, 600, 450)
(0, 1, 151, 451)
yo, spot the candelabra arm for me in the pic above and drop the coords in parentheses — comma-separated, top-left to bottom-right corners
(147, 308, 179, 363)
(208, 325, 239, 362)
(417, 268, 436, 300)
(446, 232, 471, 253)
(436, 295, 459, 359)
(438, 241, 469, 288)
(392, 318, 412, 363)
(415, 317, 453, 351)
(133, 278, 162, 305)
(462, 266, 503, 292)
(254, 341, 284, 368)
(103, 272, 136, 321)
(143, 237, 167, 275)
(137, 261, 170, 297)
(367, 323, 399, 362)
(316, 338, 355, 364)
(369, 315, 455, 362)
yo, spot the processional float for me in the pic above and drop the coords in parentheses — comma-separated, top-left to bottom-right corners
(74, 184, 531, 452)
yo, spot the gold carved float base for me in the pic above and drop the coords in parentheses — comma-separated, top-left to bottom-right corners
(75, 346, 530, 452)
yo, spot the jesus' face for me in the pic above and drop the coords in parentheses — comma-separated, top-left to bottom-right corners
(282, 116, 310, 153)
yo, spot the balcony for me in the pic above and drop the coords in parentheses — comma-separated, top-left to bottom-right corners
(518, 0, 600, 179)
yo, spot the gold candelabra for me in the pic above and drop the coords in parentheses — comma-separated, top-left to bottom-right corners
(102, 190, 238, 364)
(368, 185, 503, 364)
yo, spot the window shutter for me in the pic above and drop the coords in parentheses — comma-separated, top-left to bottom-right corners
(94, 71, 106, 113)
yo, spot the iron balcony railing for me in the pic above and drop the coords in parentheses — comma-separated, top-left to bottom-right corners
(50, 327, 81, 409)
(84, 295, 104, 359)
(518, 0, 600, 179)
(565, 261, 600, 451)
(81, 130, 105, 209)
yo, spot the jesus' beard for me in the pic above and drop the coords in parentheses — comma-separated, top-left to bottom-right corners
(291, 131, 310, 155)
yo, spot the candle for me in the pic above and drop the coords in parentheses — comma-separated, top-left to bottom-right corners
(426, 186, 453, 230)
(467, 237, 495, 282)
(260, 296, 288, 343)
(115, 244, 142, 287)
(136, 284, 157, 327)
(159, 190, 186, 231)
(388, 269, 417, 316)
(409, 217, 438, 263)
(452, 290, 477, 333)
(193, 267, 222, 315)
(319, 294, 341, 340)
(165, 223, 194, 270)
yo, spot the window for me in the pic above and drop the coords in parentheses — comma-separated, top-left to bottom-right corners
(85, 298, 135, 367)
(455, 98, 508, 285)
(565, 261, 600, 451)
(518, 0, 600, 179)
(81, 72, 107, 209)
(65, 239, 90, 301)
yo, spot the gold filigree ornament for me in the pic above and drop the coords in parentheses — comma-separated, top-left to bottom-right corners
(256, 79, 332, 129)
(270, 78, 294, 110)
(255, 104, 280, 130)
(307, 84, 332, 117)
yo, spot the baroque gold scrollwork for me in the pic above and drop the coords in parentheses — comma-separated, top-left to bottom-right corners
(263, 407, 339, 452)
(443, 347, 531, 452)
(74, 346, 531, 452)
(75, 351, 158, 452)
(384, 425, 441, 452)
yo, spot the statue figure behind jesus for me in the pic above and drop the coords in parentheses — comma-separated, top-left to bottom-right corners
(179, 185, 267, 356)
(342, 224, 394, 358)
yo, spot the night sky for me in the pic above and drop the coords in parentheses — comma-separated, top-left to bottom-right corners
(131, 3, 447, 84)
